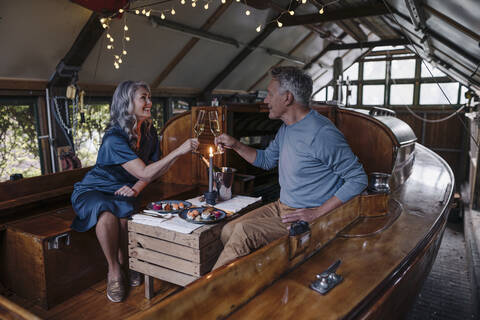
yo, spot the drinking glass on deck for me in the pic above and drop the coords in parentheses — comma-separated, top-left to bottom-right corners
(209, 110, 224, 154)
(192, 110, 205, 153)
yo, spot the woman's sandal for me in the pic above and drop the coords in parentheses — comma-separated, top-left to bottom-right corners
(106, 276, 126, 302)
(129, 270, 144, 287)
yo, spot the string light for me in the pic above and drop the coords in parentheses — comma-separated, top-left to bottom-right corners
(181, 0, 185, 4)
(171, 8, 176, 15)
(245, 10, 250, 16)
(124, 25, 128, 31)
(221, 0, 226, 3)
(161, 12, 166, 19)
(204, 3, 209, 9)
(319, 6, 324, 14)
(146, 10, 151, 17)
(125, 36, 130, 41)
(123, 50, 127, 55)
(301, 0, 306, 3)
(135, 9, 140, 14)
(289, 10, 295, 15)
(277, 20, 283, 27)
(119, 8, 124, 13)
(192, 1, 196, 7)
(256, 25, 262, 32)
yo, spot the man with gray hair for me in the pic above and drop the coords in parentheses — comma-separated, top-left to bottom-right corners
(213, 66, 367, 269)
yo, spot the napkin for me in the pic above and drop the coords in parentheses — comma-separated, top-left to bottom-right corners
(131, 214, 202, 234)
(187, 195, 262, 213)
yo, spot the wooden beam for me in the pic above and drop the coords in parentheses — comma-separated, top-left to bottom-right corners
(280, 5, 389, 27)
(48, 12, 104, 88)
(303, 32, 347, 71)
(201, 1, 300, 96)
(424, 4, 480, 42)
(248, 31, 315, 91)
(335, 20, 368, 42)
(327, 38, 409, 50)
(150, 1, 232, 88)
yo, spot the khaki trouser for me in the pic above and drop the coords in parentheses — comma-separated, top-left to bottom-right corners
(213, 200, 298, 270)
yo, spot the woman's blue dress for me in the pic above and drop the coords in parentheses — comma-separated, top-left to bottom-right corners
(71, 124, 160, 232)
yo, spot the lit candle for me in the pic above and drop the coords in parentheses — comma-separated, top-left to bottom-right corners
(208, 147, 213, 192)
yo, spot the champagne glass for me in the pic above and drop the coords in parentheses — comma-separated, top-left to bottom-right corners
(209, 110, 223, 154)
(193, 110, 205, 138)
(192, 110, 205, 153)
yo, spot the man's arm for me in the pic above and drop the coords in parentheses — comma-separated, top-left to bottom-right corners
(281, 196, 343, 223)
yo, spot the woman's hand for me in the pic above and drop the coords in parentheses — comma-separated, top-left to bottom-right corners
(115, 185, 138, 197)
(176, 138, 199, 155)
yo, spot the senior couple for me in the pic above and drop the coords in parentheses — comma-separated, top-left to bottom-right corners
(70, 66, 367, 302)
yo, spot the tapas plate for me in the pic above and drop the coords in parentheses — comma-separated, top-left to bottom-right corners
(179, 207, 227, 224)
(146, 200, 192, 214)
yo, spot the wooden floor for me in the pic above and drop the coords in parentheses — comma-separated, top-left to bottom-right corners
(1, 277, 181, 319)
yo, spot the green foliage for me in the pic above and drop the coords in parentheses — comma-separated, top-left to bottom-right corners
(0, 105, 41, 181)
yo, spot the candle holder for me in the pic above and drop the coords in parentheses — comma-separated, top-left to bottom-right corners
(204, 190, 217, 205)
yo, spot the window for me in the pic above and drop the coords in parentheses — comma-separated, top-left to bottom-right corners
(327, 86, 334, 101)
(421, 61, 446, 77)
(343, 63, 358, 81)
(363, 61, 386, 80)
(390, 84, 414, 105)
(459, 86, 469, 105)
(313, 87, 327, 101)
(391, 59, 416, 79)
(0, 104, 41, 181)
(342, 85, 358, 106)
(363, 85, 385, 105)
(372, 45, 405, 51)
(419, 83, 459, 104)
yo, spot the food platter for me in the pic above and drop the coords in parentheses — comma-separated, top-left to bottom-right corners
(146, 200, 192, 214)
(179, 207, 227, 224)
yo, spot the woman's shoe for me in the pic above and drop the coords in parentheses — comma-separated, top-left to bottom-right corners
(129, 270, 143, 287)
(107, 277, 126, 302)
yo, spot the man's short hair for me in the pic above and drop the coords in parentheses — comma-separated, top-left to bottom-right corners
(270, 66, 313, 106)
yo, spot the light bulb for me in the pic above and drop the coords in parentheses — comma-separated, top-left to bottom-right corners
(102, 23, 108, 28)
(135, 10, 140, 14)
(119, 9, 124, 13)
(125, 36, 130, 41)
(289, 10, 294, 15)
(118, 58, 123, 63)
(236, 0, 240, 2)
(181, 0, 186, 4)
(192, 1, 196, 7)
(123, 50, 127, 55)
(146, 10, 151, 16)
(161, 13, 166, 19)
(115, 55, 119, 59)
(106, 33, 111, 38)
(107, 44, 113, 49)
(171, 8, 176, 14)
(319, 7, 324, 14)
(142, 9, 146, 14)
(301, 0, 306, 3)
(124, 25, 128, 31)
(100, 18, 106, 23)
(245, 10, 250, 16)
(256, 25, 261, 32)
(204, 3, 209, 9)
(221, 0, 226, 3)
(277, 20, 283, 27)
(114, 63, 119, 69)
(109, 37, 114, 42)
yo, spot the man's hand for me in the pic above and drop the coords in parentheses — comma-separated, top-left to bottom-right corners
(282, 208, 322, 223)
(214, 134, 237, 149)
(115, 185, 137, 197)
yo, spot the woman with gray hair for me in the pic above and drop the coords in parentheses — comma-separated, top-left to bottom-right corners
(71, 80, 199, 302)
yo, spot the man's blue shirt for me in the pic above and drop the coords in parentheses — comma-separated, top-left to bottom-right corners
(253, 109, 367, 208)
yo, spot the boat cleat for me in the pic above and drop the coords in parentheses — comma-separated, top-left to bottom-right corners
(310, 259, 343, 295)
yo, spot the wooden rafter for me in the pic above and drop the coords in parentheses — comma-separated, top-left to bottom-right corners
(150, 1, 232, 88)
(279, 5, 389, 27)
(247, 31, 316, 91)
(201, 1, 301, 96)
(335, 20, 368, 42)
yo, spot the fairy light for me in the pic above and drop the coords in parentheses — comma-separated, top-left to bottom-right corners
(245, 10, 250, 16)
(301, 0, 306, 3)
(181, 0, 185, 4)
(119, 8, 124, 13)
(319, 6, 324, 14)
(107, 44, 113, 49)
(125, 36, 130, 41)
(204, 3, 209, 9)
(221, 0, 226, 3)
(135, 9, 140, 14)
(171, 8, 176, 15)
(142, 9, 146, 14)
(192, 1, 196, 7)
(161, 12, 166, 19)
(277, 20, 283, 27)
(256, 25, 262, 32)
(123, 50, 127, 55)
(124, 25, 128, 31)
(146, 10, 151, 16)
(289, 10, 294, 15)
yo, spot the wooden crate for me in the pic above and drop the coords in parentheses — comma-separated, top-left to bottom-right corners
(128, 221, 226, 287)
(0, 210, 107, 309)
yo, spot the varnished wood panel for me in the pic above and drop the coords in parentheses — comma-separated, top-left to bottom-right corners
(424, 115, 463, 149)
(158, 112, 193, 184)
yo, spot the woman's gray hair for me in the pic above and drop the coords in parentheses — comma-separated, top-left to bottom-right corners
(270, 66, 313, 106)
(108, 80, 152, 150)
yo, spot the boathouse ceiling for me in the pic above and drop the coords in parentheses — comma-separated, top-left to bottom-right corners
(0, 0, 479, 96)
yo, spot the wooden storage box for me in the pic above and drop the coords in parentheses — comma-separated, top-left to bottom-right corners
(128, 221, 226, 287)
(0, 210, 107, 309)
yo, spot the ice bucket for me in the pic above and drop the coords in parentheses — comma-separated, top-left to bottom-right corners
(214, 167, 237, 201)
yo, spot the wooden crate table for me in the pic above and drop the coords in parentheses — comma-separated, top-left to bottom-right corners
(128, 198, 262, 299)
